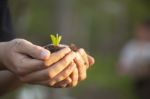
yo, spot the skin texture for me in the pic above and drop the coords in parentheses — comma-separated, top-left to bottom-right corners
(0, 38, 95, 95)
(45, 46, 95, 87)
(0, 70, 21, 96)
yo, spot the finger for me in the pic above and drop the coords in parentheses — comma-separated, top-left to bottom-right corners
(74, 53, 87, 81)
(31, 77, 72, 88)
(21, 52, 76, 82)
(78, 48, 89, 68)
(69, 67, 78, 87)
(53, 77, 72, 88)
(48, 51, 76, 79)
(88, 55, 95, 66)
(13, 39, 50, 60)
(16, 54, 46, 75)
(49, 62, 76, 86)
(45, 47, 71, 66)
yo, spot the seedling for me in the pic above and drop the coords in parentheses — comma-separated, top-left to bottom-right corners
(50, 34, 62, 46)
(45, 33, 79, 65)
(45, 33, 78, 52)
(44, 34, 63, 53)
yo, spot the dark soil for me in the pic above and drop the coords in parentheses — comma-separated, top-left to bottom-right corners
(44, 44, 64, 53)
(44, 44, 79, 53)
(69, 43, 78, 52)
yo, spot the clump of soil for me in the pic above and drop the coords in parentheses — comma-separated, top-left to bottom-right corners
(44, 43, 79, 53)
(44, 44, 64, 53)
(69, 43, 78, 52)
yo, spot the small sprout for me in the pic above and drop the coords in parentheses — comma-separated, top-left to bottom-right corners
(50, 34, 62, 46)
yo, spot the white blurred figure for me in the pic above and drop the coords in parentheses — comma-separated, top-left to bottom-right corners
(118, 20, 150, 99)
(17, 85, 75, 99)
(17, 85, 52, 99)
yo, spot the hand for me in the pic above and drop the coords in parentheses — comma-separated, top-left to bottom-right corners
(67, 48, 95, 87)
(0, 39, 76, 87)
(49, 48, 95, 88)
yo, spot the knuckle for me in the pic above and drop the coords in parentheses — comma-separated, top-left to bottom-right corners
(79, 48, 85, 53)
(79, 49, 87, 57)
(12, 39, 26, 49)
(15, 66, 24, 75)
(65, 47, 71, 52)
(55, 73, 68, 82)
(66, 77, 72, 83)
(80, 74, 87, 81)
(62, 72, 68, 79)
(48, 71, 54, 79)
(56, 76, 64, 82)
(13, 39, 26, 45)
(63, 57, 69, 64)
(8, 39, 20, 50)
(67, 52, 76, 60)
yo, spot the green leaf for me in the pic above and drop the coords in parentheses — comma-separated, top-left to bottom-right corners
(50, 34, 57, 46)
(50, 34, 62, 46)
(57, 35, 62, 46)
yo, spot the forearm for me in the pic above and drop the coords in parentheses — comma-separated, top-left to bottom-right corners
(0, 42, 22, 95)
(0, 70, 22, 96)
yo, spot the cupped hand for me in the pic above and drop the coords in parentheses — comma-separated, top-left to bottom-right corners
(68, 48, 95, 87)
(48, 47, 95, 88)
(0, 39, 77, 87)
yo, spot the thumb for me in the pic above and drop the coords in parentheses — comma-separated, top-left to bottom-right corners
(15, 39, 50, 60)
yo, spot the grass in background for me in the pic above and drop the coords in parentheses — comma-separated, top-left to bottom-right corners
(72, 55, 136, 99)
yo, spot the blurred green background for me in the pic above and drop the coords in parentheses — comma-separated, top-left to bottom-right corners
(2, 0, 150, 99)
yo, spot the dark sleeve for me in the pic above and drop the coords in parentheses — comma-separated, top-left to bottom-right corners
(0, 0, 15, 42)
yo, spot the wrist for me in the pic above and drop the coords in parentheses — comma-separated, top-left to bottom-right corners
(0, 42, 8, 70)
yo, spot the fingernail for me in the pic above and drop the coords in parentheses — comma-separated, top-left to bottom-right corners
(40, 49, 50, 60)
(75, 54, 80, 61)
(50, 81, 56, 86)
(90, 56, 95, 65)
(72, 52, 76, 58)
(61, 84, 67, 88)
(67, 78, 72, 83)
